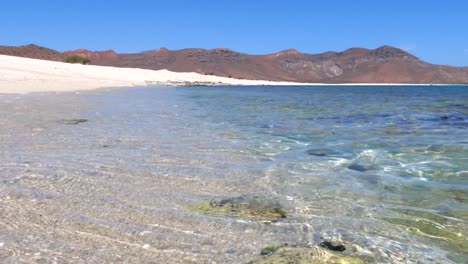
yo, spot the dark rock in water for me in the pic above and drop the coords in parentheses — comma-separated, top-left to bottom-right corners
(319, 241, 346, 252)
(209, 198, 231, 207)
(439, 115, 464, 121)
(348, 162, 378, 172)
(193, 196, 287, 223)
(260, 246, 280, 256)
(307, 148, 344, 157)
(252, 245, 364, 264)
(62, 119, 88, 125)
(437, 114, 468, 128)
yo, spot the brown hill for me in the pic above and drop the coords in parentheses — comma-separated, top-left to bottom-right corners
(2, 44, 468, 84)
(64, 45, 468, 84)
(63, 49, 118, 62)
(0, 44, 65, 61)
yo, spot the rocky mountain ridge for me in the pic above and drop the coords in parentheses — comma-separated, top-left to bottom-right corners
(1, 44, 467, 83)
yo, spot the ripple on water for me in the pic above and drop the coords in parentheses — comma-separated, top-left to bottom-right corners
(0, 86, 466, 263)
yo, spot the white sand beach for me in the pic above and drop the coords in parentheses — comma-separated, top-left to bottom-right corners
(0, 55, 443, 94)
(0, 55, 313, 94)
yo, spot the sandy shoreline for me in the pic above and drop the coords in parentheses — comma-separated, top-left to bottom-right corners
(0, 55, 455, 94)
(0, 55, 308, 94)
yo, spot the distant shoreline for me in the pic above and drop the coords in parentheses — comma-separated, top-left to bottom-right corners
(0, 55, 465, 94)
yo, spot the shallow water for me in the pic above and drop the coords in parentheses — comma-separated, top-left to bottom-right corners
(0, 86, 467, 263)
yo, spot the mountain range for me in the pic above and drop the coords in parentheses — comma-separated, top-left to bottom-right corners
(1, 44, 467, 84)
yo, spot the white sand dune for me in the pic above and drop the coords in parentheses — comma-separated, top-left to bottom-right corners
(0, 55, 312, 94)
(0, 55, 441, 94)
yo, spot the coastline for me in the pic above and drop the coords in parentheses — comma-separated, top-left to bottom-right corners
(0, 55, 308, 94)
(0, 55, 461, 94)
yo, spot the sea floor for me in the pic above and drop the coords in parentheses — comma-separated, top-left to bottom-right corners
(0, 86, 467, 263)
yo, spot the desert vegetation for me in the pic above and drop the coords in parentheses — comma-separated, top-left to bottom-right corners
(64, 55, 90, 64)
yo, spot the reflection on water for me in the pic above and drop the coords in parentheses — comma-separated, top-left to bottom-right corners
(0, 86, 467, 263)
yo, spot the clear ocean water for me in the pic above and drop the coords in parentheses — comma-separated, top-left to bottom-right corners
(0, 86, 466, 263)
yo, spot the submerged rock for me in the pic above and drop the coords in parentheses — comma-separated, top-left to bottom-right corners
(192, 196, 287, 223)
(252, 245, 365, 264)
(260, 245, 283, 256)
(347, 162, 379, 172)
(62, 118, 88, 124)
(306, 148, 347, 158)
(319, 241, 346, 252)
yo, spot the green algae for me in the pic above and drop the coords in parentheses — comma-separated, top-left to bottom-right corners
(260, 246, 281, 256)
(383, 217, 467, 254)
(445, 209, 468, 220)
(386, 207, 468, 256)
(252, 246, 365, 264)
(191, 196, 287, 223)
(383, 218, 459, 240)
(392, 208, 449, 225)
(382, 183, 468, 207)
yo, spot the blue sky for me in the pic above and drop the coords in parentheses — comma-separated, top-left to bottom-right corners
(2, 0, 467, 66)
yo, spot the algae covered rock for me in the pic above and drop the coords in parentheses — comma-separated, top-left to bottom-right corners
(252, 245, 365, 264)
(192, 196, 287, 223)
(319, 241, 346, 252)
(260, 245, 283, 256)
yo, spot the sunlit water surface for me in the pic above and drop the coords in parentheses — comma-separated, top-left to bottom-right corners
(0, 86, 467, 263)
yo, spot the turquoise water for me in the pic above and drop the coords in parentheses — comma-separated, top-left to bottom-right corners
(0, 86, 466, 263)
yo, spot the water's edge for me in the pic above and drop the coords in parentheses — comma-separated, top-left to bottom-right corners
(0, 86, 466, 263)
